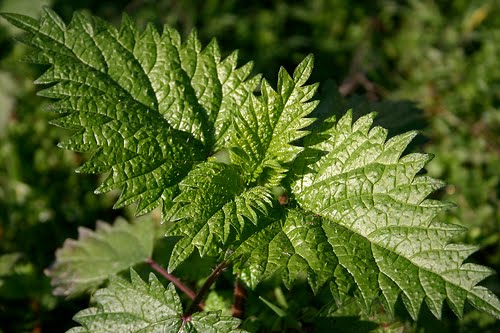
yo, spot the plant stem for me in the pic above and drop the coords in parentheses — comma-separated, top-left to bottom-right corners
(231, 274, 246, 318)
(184, 260, 228, 317)
(146, 258, 197, 301)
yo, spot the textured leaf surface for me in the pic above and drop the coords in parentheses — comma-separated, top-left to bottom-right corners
(166, 161, 274, 271)
(0, 8, 258, 214)
(45, 218, 155, 297)
(229, 55, 319, 185)
(287, 111, 500, 319)
(232, 209, 336, 294)
(67, 269, 245, 333)
(3, 9, 500, 324)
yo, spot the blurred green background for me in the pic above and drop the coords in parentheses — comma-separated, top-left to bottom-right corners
(0, 0, 499, 332)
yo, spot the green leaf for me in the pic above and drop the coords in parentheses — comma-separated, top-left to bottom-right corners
(229, 54, 319, 186)
(166, 161, 274, 271)
(290, 111, 500, 319)
(67, 269, 245, 333)
(45, 218, 155, 297)
(231, 209, 336, 294)
(3, 8, 500, 325)
(0, 8, 258, 215)
(259, 296, 288, 317)
(231, 110, 500, 319)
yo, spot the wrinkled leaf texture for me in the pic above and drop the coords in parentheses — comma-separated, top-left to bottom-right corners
(1, 7, 260, 217)
(2, 8, 500, 322)
(67, 269, 245, 333)
(232, 111, 500, 319)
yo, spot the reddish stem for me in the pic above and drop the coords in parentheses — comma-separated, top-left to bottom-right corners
(184, 261, 228, 317)
(146, 258, 198, 302)
(231, 275, 247, 318)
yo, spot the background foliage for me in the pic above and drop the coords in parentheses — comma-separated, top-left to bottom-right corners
(0, 0, 498, 332)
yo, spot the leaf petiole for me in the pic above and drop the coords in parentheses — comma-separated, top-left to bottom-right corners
(184, 260, 228, 317)
(146, 258, 198, 302)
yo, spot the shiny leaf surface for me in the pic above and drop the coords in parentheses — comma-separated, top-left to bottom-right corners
(292, 111, 500, 319)
(0, 8, 258, 215)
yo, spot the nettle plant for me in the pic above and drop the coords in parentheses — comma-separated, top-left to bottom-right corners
(2, 8, 500, 332)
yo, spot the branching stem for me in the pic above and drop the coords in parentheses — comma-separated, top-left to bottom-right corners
(184, 261, 228, 317)
(146, 258, 197, 301)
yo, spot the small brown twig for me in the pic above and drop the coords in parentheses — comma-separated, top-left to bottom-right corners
(338, 72, 380, 101)
(338, 17, 383, 101)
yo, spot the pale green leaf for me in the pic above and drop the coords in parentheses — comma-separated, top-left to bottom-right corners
(45, 218, 155, 297)
(67, 269, 245, 333)
(259, 296, 287, 317)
